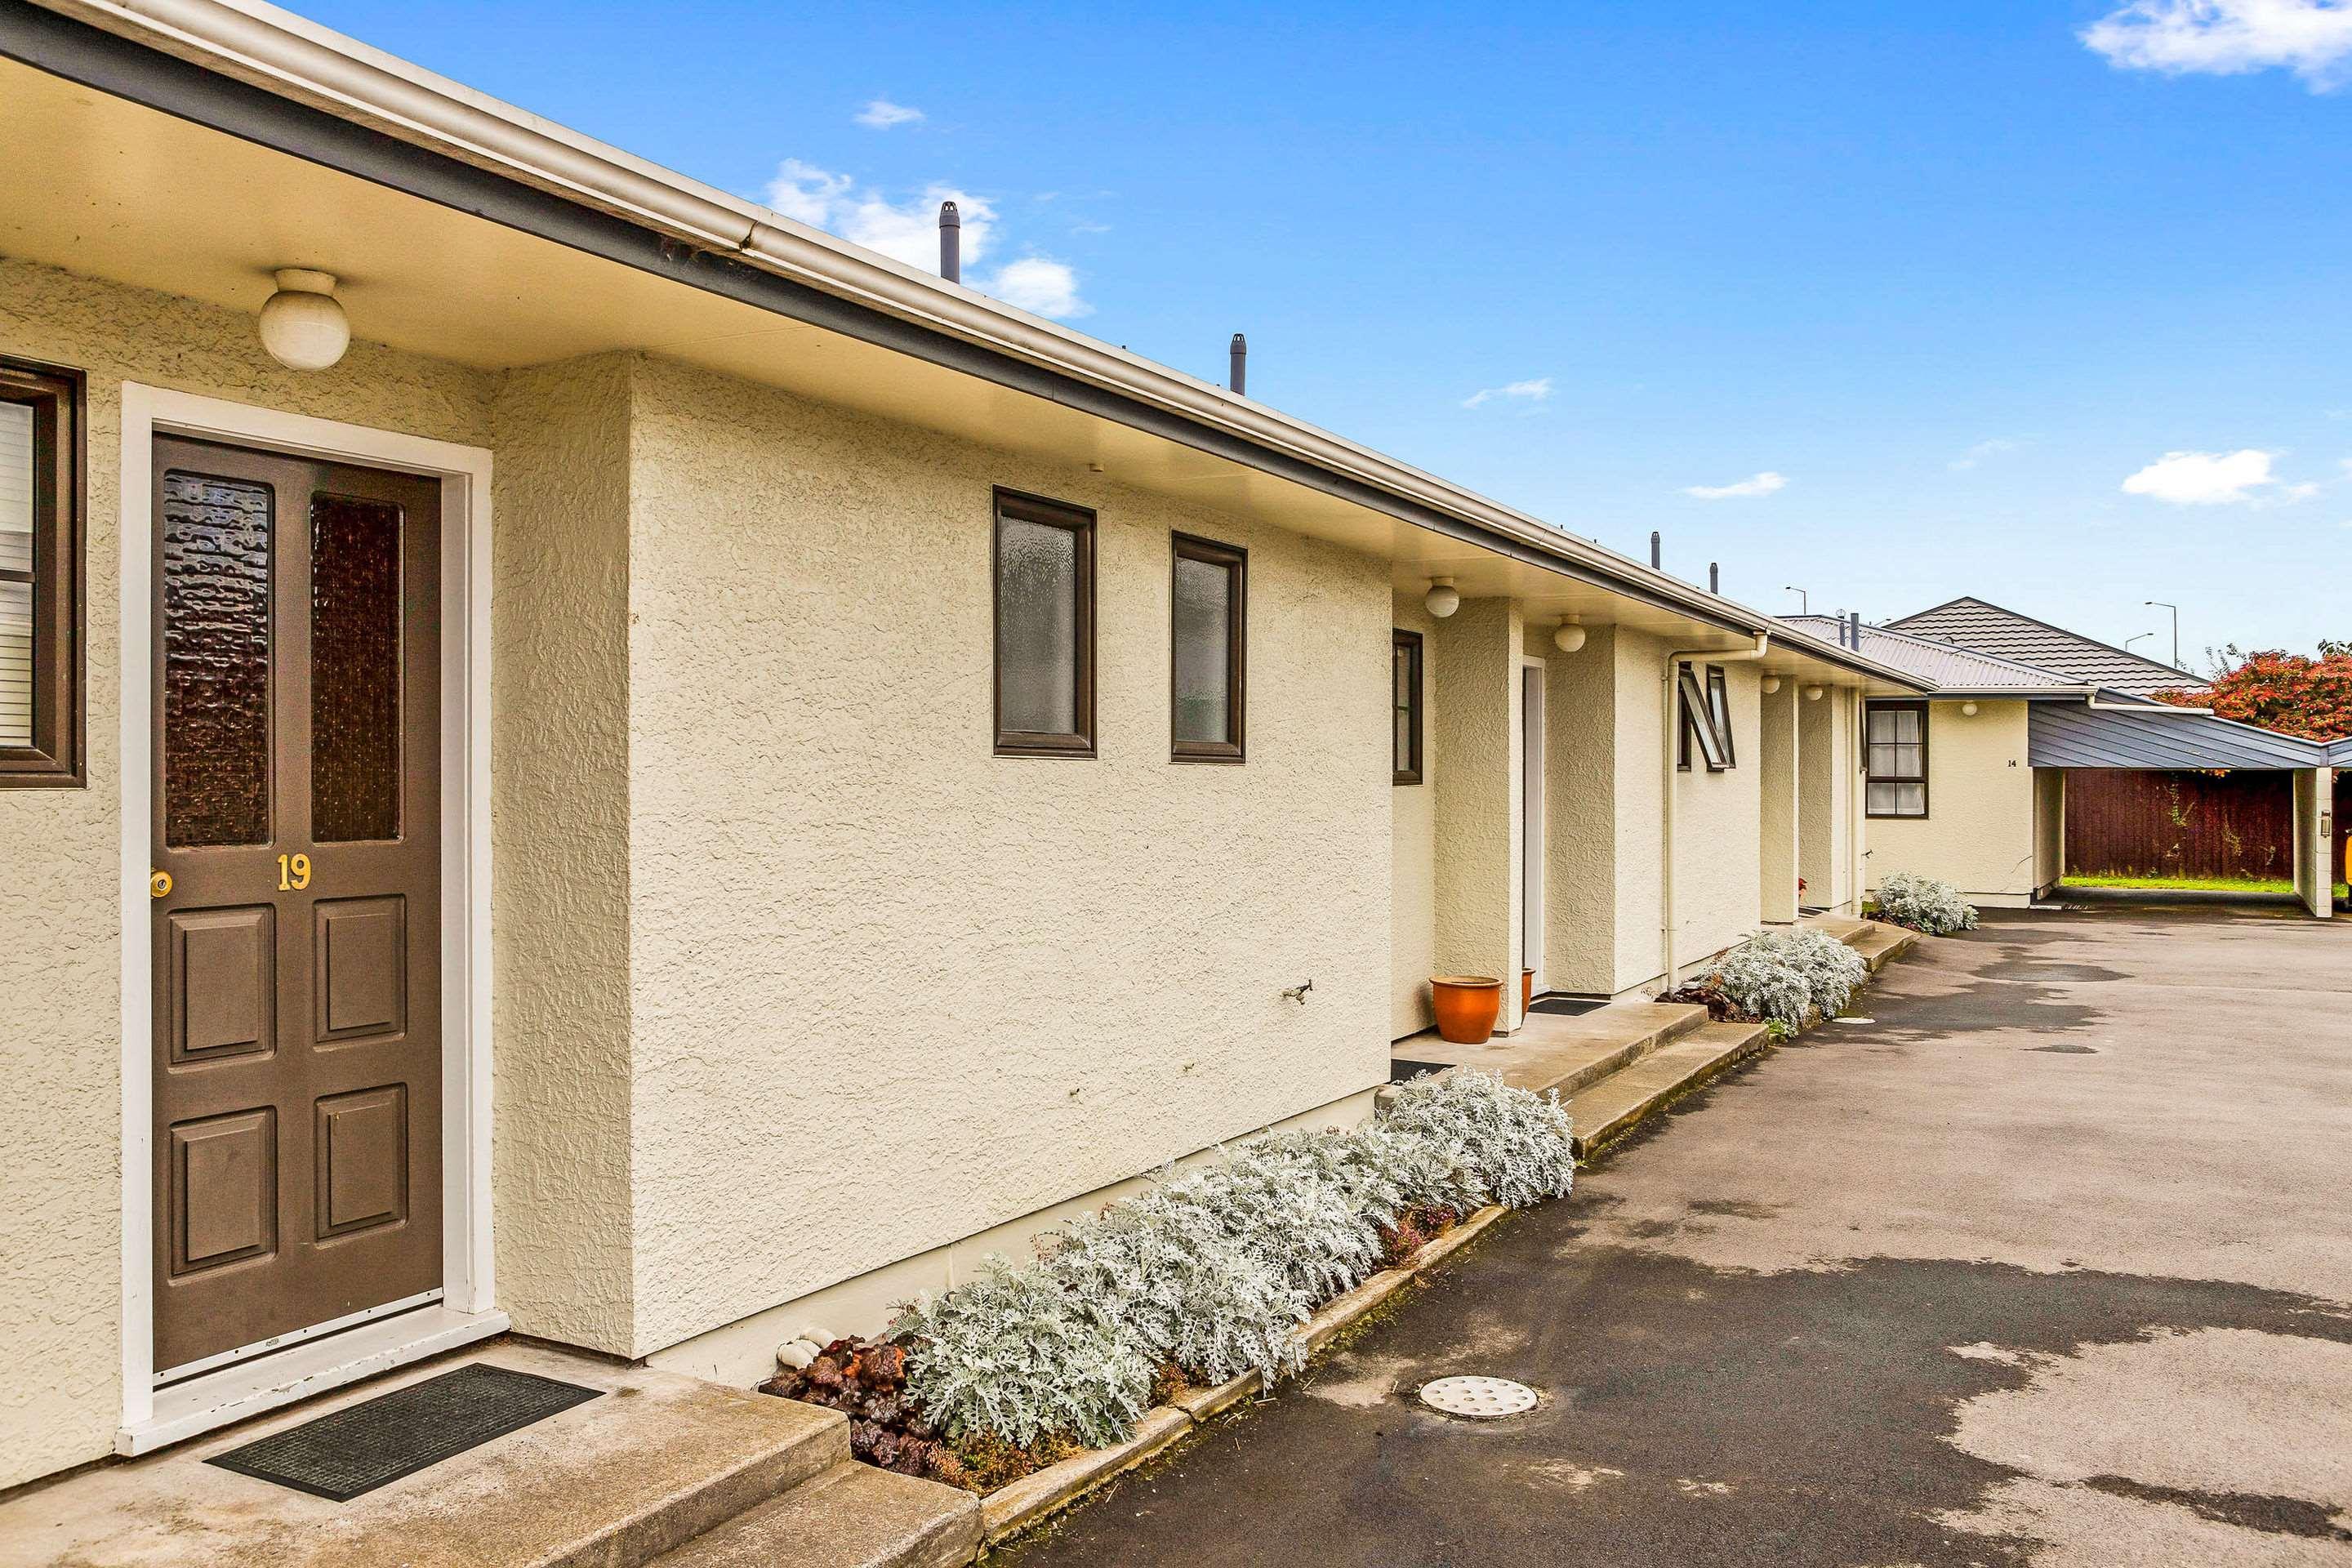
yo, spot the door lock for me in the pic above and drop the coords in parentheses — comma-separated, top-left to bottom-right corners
(149, 870, 172, 898)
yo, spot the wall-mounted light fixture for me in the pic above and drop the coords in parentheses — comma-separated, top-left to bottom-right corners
(1423, 577, 1460, 618)
(1762, 675, 1782, 694)
(257, 268, 349, 371)
(1552, 613, 1586, 653)
(1961, 701, 1980, 716)
(1804, 685, 1825, 702)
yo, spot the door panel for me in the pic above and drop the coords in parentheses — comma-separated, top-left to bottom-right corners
(151, 436, 443, 1376)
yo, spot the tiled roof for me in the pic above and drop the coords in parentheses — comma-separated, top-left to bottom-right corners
(1776, 616, 2091, 692)
(1885, 597, 2190, 696)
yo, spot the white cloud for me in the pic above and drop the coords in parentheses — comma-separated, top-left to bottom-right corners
(853, 99, 924, 129)
(763, 160, 1093, 318)
(989, 257, 1091, 318)
(2082, 1, 2352, 91)
(1949, 437, 2025, 470)
(2118, 448, 2303, 503)
(1682, 470, 1788, 500)
(1462, 376, 1553, 410)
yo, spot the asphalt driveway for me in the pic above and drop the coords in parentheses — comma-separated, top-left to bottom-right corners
(998, 906, 2352, 1566)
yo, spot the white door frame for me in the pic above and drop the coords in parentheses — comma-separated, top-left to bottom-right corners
(116, 385, 501, 1452)
(1519, 655, 1547, 996)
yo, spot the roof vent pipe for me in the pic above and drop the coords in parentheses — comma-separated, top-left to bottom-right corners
(1708, 562, 1719, 595)
(938, 201, 960, 283)
(1849, 610, 1861, 648)
(1229, 333, 1246, 395)
(1650, 532, 1661, 570)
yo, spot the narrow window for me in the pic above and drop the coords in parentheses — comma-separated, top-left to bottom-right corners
(0, 358, 83, 786)
(1677, 662, 1729, 773)
(993, 490, 1094, 757)
(1864, 700, 1928, 817)
(1706, 665, 1737, 768)
(1392, 629, 1423, 785)
(1170, 533, 1245, 762)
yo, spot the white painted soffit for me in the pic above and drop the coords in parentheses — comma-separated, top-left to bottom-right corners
(29, 0, 1928, 693)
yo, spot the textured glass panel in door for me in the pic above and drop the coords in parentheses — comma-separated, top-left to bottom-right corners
(1172, 555, 1232, 744)
(163, 470, 272, 847)
(310, 492, 403, 841)
(997, 517, 1077, 733)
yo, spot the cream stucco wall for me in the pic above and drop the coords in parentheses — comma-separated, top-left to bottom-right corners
(1536, 622, 1620, 995)
(1388, 593, 1440, 1037)
(1864, 700, 2038, 906)
(2034, 767, 2065, 898)
(488, 358, 639, 1352)
(1429, 598, 1525, 1030)
(1611, 630, 1766, 993)
(1757, 681, 1802, 923)
(619, 354, 1393, 1355)
(0, 259, 494, 1489)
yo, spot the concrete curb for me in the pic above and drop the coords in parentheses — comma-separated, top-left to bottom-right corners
(978, 1205, 1512, 1548)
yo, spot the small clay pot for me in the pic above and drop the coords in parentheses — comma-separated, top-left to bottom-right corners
(1430, 976, 1503, 1045)
(1521, 968, 1535, 1013)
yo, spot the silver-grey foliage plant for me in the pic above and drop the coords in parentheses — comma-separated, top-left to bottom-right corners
(1710, 927, 1869, 1028)
(1874, 871, 1979, 936)
(892, 1258, 1153, 1449)
(889, 1072, 1573, 1450)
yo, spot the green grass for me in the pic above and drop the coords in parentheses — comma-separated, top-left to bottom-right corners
(2061, 873, 2350, 898)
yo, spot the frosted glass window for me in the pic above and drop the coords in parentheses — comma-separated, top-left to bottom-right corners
(1170, 534, 1244, 760)
(992, 495, 1094, 755)
(0, 400, 31, 750)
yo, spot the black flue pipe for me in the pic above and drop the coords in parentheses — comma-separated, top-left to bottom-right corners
(938, 201, 960, 283)
(1229, 333, 1247, 395)
(1708, 562, 1719, 594)
(1650, 531, 1661, 569)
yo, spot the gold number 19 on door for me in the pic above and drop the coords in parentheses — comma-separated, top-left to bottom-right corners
(276, 853, 312, 891)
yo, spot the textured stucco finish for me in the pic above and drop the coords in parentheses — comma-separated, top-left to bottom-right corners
(1389, 594, 1440, 1038)
(1612, 630, 1765, 993)
(2034, 768, 2064, 897)
(1430, 598, 1524, 1028)
(1757, 682, 1802, 923)
(488, 358, 639, 1352)
(1801, 686, 1860, 914)
(621, 355, 1392, 1354)
(1534, 621, 1619, 996)
(1866, 701, 2036, 905)
(0, 259, 492, 1489)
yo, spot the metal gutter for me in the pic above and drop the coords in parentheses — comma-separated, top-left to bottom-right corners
(8, 0, 1923, 690)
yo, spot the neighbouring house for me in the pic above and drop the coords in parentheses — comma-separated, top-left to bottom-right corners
(0, 0, 1936, 1491)
(1780, 605, 2343, 915)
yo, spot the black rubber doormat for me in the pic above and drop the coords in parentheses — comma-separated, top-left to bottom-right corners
(208, 1363, 602, 1501)
(1529, 996, 1607, 1018)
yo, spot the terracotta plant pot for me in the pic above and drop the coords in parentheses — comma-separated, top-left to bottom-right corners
(1430, 975, 1503, 1045)
(1521, 968, 1535, 1013)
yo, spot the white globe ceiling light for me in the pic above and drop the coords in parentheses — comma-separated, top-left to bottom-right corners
(1424, 577, 1460, 618)
(257, 268, 350, 371)
(1804, 685, 1825, 702)
(1552, 614, 1586, 653)
(1961, 701, 1980, 716)
(1761, 675, 1781, 694)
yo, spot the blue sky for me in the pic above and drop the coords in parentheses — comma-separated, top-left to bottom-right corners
(308, 0, 2350, 667)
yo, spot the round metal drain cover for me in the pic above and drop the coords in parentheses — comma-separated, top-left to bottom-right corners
(1419, 1375, 1538, 1419)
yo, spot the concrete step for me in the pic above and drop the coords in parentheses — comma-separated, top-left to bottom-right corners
(1564, 1021, 1772, 1157)
(1382, 1000, 1709, 1111)
(1846, 923, 1918, 973)
(0, 1343, 850, 1568)
(648, 1461, 982, 1568)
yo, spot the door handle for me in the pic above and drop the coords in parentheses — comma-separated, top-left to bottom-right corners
(149, 870, 172, 898)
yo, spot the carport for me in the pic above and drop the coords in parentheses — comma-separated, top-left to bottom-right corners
(2029, 700, 2337, 919)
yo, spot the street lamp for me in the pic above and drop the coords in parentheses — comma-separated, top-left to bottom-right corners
(1785, 586, 1808, 614)
(2126, 631, 2155, 654)
(2145, 600, 2180, 668)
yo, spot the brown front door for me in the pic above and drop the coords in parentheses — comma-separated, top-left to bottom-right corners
(150, 435, 443, 1376)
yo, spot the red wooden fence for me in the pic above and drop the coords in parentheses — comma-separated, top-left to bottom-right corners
(2065, 769, 2296, 882)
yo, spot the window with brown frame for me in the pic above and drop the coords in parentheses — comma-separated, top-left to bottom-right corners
(1864, 699, 1928, 817)
(1392, 629, 1423, 785)
(992, 489, 1095, 758)
(0, 358, 83, 786)
(1170, 532, 1246, 762)
(1677, 662, 1731, 773)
